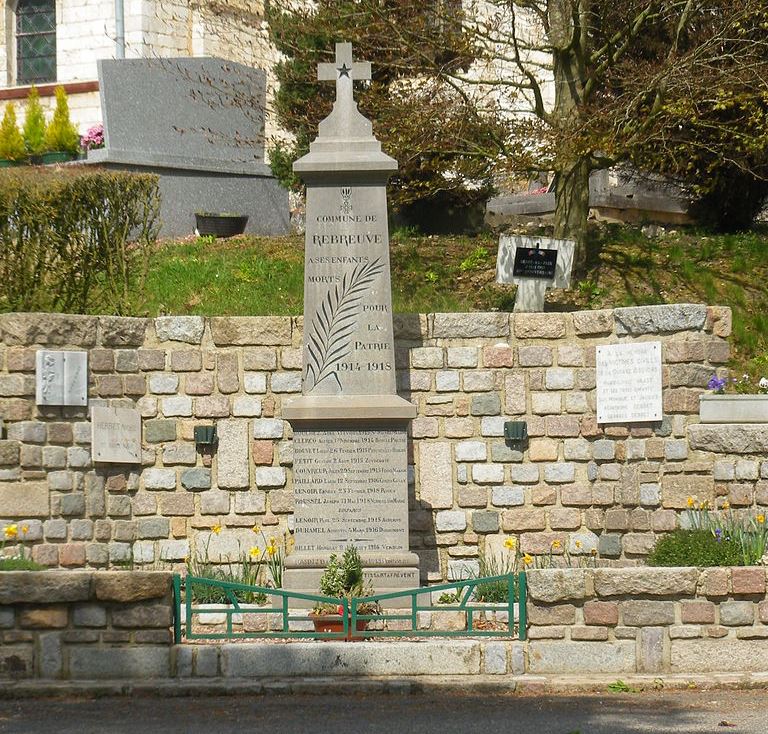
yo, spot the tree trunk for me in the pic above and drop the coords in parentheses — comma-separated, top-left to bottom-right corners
(554, 157, 591, 273)
(548, 0, 592, 273)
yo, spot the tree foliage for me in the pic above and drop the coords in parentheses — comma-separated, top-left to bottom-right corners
(267, 0, 768, 259)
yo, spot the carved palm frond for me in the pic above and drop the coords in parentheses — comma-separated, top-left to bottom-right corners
(305, 258, 385, 391)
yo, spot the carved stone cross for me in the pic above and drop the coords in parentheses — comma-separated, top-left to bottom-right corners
(318, 42, 371, 107)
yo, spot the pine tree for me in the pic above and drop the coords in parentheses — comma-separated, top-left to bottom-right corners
(22, 86, 47, 156)
(44, 86, 80, 154)
(0, 103, 26, 161)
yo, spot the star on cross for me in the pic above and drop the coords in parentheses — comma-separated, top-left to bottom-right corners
(318, 43, 371, 107)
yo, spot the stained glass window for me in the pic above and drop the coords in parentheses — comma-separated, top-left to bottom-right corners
(16, 0, 56, 85)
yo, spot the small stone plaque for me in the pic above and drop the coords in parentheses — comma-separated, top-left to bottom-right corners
(91, 407, 141, 463)
(596, 341, 663, 423)
(35, 351, 88, 406)
(512, 246, 558, 279)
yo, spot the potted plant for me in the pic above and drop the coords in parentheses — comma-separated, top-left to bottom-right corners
(42, 86, 80, 163)
(311, 546, 380, 640)
(0, 103, 27, 166)
(699, 374, 768, 423)
(23, 85, 46, 163)
(194, 211, 249, 238)
(80, 123, 104, 157)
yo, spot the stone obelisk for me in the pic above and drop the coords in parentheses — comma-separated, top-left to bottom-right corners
(283, 43, 420, 595)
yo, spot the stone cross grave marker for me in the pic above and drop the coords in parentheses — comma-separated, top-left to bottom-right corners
(35, 351, 88, 407)
(91, 407, 141, 464)
(596, 341, 663, 423)
(283, 42, 420, 599)
(496, 234, 575, 312)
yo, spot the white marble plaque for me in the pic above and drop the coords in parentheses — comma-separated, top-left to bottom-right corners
(35, 351, 88, 406)
(596, 341, 663, 423)
(91, 407, 141, 463)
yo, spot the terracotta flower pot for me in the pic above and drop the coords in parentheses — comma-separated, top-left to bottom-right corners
(311, 613, 367, 641)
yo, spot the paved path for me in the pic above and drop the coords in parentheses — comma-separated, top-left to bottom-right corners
(2, 690, 768, 733)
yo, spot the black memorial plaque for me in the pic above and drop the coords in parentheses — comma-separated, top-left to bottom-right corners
(512, 246, 558, 279)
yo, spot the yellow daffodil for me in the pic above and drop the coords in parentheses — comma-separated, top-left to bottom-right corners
(21, 525, 29, 535)
(212, 524, 222, 535)
(522, 553, 533, 565)
(249, 546, 261, 559)
(687, 496, 695, 508)
(3, 524, 18, 539)
(252, 525, 261, 534)
(758, 514, 765, 524)
(551, 539, 561, 549)
(504, 537, 516, 550)
(722, 501, 730, 510)
(575, 540, 582, 549)
(267, 538, 278, 556)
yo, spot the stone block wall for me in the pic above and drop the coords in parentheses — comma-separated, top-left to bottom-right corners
(525, 567, 768, 674)
(0, 571, 173, 680)
(0, 306, 764, 581)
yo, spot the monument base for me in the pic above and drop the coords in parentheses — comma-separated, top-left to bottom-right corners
(284, 550, 421, 608)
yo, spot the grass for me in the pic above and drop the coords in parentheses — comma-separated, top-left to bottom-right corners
(128, 222, 768, 374)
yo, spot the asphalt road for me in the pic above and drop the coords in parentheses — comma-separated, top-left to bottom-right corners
(2, 690, 768, 734)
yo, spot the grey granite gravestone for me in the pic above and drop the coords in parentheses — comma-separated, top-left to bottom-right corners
(88, 57, 289, 238)
(91, 407, 141, 463)
(496, 234, 575, 312)
(283, 43, 420, 598)
(35, 351, 88, 406)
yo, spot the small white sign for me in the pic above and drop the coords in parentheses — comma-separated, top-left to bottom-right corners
(496, 235, 575, 312)
(91, 407, 142, 463)
(596, 341, 663, 423)
(35, 351, 88, 406)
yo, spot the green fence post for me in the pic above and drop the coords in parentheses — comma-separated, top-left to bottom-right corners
(172, 573, 182, 644)
(518, 571, 527, 641)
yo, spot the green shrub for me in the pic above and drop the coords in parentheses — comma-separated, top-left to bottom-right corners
(646, 529, 744, 567)
(0, 166, 159, 314)
(23, 86, 46, 156)
(43, 86, 79, 154)
(0, 103, 26, 161)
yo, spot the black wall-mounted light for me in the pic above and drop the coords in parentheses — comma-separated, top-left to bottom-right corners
(503, 420, 528, 448)
(194, 425, 218, 447)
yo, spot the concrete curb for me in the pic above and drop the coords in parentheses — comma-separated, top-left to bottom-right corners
(2, 673, 768, 699)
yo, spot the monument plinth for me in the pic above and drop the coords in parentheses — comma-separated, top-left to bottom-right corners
(284, 43, 420, 596)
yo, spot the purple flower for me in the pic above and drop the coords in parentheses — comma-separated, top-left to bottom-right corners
(80, 123, 104, 151)
(714, 528, 722, 543)
(707, 375, 726, 394)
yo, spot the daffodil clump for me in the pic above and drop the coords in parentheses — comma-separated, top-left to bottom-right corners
(0, 523, 42, 571)
(650, 496, 768, 566)
(185, 523, 291, 604)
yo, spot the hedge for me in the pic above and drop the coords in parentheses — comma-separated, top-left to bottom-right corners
(0, 166, 159, 314)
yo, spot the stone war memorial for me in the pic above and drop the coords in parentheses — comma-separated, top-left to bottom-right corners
(1, 46, 768, 686)
(283, 43, 420, 595)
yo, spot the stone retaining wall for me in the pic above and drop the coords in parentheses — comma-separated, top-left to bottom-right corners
(0, 571, 173, 679)
(2, 569, 766, 681)
(1, 306, 765, 579)
(526, 567, 768, 674)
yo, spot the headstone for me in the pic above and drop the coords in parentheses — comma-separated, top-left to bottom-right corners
(596, 341, 663, 423)
(496, 234, 575, 312)
(283, 43, 420, 598)
(35, 351, 88, 406)
(90, 407, 142, 463)
(87, 57, 289, 238)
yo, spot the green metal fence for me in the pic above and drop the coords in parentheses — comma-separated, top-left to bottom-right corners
(173, 572, 527, 643)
